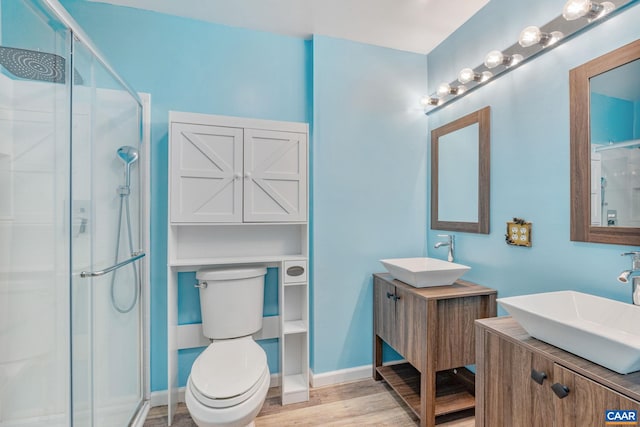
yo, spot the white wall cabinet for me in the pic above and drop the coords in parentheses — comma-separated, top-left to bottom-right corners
(171, 121, 306, 223)
(166, 112, 309, 425)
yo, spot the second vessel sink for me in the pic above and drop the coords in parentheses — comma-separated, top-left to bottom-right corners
(498, 291, 640, 374)
(379, 257, 470, 288)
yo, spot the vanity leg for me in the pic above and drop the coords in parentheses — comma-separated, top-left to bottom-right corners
(420, 300, 437, 427)
(373, 334, 383, 380)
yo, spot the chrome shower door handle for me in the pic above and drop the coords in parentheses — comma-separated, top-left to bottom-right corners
(79, 252, 146, 278)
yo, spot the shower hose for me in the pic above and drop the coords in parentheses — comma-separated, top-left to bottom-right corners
(110, 185, 139, 314)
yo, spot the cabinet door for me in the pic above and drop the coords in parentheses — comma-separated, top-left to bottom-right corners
(480, 331, 554, 427)
(170, 123, 243, 223)
(373, 278, 399, 352)
(554, 364, 640, 426)
(395, 287, 424, 369)
(243, 129, 307, 222)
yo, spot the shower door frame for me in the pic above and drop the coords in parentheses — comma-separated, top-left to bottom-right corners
(129, 92, 151, 427)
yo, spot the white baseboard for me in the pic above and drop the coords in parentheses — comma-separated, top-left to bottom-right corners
(150, 364, 381, 408)
(309, 364, 372, 388)
(150, 373, 281, 407)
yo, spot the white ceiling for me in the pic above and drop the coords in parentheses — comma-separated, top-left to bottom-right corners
(89, 0, 490, 55)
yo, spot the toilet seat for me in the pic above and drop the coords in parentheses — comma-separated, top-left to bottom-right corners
(189, 337, 268, 409)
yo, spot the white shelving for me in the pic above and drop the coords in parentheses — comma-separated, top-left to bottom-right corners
(167, 112, 309, 424)
(282, 332, 309, 404)
(280, 260, 309, 404)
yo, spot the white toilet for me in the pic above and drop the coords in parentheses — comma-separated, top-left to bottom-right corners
(185, 266, 270, 427)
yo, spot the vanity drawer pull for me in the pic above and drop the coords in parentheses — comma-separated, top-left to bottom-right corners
(551, 383, 570, 399)
(531, 369, 547, 385)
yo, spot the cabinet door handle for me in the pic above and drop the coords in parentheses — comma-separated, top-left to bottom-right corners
(551, 383, 570, 399)
(531, 369, 547, 385)
(385, 292, 401, 301)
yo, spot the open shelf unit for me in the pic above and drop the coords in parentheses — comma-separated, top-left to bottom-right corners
(375, 364, 475, 420)
(282, 332, 309, 404)
(279, 260, 309, 404)
(166, 112, 310, 424)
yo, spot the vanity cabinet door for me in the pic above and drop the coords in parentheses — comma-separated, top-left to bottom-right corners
(373, 277, 400, 352)
(395, 286, 425, 369)
(553, 365, 640, 426)
(479, 330, 554, 427)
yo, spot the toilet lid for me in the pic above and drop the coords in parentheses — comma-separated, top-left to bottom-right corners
(191, 338, 267, 400)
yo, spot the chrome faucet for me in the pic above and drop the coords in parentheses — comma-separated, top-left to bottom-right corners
(618, 252, 640, 305)
(434, 234, 455, 262)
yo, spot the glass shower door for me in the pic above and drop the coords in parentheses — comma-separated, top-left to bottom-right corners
(0, 1, 71, 426)
(70, 37, 143, 426)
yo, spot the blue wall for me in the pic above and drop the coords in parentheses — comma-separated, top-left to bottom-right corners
(58, 0, 640, 394)
(311, 36, 427, 373)
(426, 1, 640, 309)
(61, 0, 310, 392)
(61, 1, 428, 389)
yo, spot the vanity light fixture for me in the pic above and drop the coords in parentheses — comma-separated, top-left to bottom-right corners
(421, 0, 636, 114)
(484, 50, 524, 69)
(518, 26, 564, 48)
(563, 0, 616, 20)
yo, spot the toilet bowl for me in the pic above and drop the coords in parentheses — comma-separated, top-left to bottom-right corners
(185, 337, 270, 427)
(185, 266, 269, 427)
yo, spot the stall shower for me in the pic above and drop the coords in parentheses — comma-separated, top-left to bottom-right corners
(0, 0, 148, 425)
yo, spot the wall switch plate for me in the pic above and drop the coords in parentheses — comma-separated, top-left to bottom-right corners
(506, 218, 532, 247)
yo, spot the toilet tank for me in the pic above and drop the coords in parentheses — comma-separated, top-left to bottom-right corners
(196, 266, 267, 339)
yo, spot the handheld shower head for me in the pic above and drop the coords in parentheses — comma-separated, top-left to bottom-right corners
(116, 146, 139, 190)
(117, 146, 139, 165)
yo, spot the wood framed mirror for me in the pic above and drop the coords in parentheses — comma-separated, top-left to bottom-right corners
(570, 39, 640, 246)
(431, 106, 490, 234)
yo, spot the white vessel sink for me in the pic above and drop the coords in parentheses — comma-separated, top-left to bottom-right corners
(379, 257, 470, 288)
(498, 291, 640, 374)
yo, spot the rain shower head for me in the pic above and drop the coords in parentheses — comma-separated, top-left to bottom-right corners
(0, 46, 83, 84)
(117, 146, 139, 191)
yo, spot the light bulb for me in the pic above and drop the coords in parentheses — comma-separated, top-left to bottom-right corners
(485, 51, 525, 69)
(458, 68, 476, 84)
(597, 1, 616, 19)
(510, 54, 524, 66)
(420, 97, 439, 107)
(563, 0, 591, 20)
(519, 26, 542, 47)
(484, 50, 505, 69)
(547, 31, 564, 46)
(437, 83, 452, 97)
(456, 85, 467, 95)
(562, 0, 615, 21)
(481, 71, 493, 82)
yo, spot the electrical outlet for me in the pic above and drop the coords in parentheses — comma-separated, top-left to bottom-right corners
(505, 218, 532, 247)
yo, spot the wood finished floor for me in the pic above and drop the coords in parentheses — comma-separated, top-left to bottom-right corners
(144, 379, 475, 426)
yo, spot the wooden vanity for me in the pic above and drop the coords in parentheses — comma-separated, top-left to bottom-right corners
(476, 316, 640, 427)
(372, 273, 497, 427)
